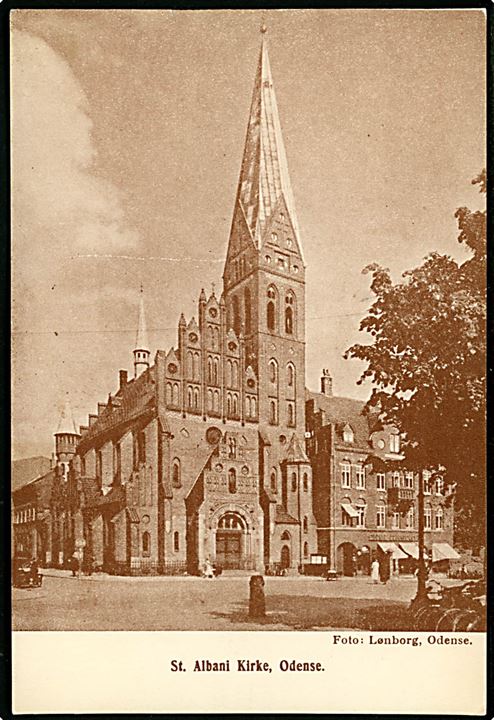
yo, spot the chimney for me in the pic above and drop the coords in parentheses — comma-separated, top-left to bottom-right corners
(321, 369, 333, 397)
(119, 369, 128, 390)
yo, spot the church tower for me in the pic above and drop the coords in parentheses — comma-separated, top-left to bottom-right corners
(134, 286, 150, 378)
(223, 28, 314, 567)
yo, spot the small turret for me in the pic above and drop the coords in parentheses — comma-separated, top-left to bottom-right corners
(320, 369, 333, 397)
(54, 395, 80, 481)
(134, 286, 150, 378)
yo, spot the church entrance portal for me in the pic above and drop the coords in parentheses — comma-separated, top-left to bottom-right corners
(215, 512, 245, 569)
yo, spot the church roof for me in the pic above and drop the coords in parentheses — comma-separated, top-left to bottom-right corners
(232, 29, 300, 249)
(55, 396, 79, 436)
(135, 288, 149, 351)
(284, 433, 309, 463)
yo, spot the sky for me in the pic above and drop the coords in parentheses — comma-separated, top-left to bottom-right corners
(11, 9, 485, 460)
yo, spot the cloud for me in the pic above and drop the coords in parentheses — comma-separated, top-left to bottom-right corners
(11, 29, 138, 258)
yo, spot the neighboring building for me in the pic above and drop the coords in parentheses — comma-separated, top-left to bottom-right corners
(61, 31, 317, 576)
(12, 456, 51, 493)
(306, 372, 457, 576)
(12, 398, 80, 565)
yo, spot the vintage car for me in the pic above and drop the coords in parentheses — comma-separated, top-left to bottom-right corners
(12, 557, 43, 588)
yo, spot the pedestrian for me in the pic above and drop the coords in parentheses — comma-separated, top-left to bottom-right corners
(71, 552, 79, 577)
(378, 554, 390, 584)
(371, 557, 380, 584)
(203, 557, 214, 579)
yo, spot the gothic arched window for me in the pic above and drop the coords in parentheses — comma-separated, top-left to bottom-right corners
(287, 402, 295, 427)
(304, 541, 309, 559)
(142, 531, 151, 557)
(269, 400, 278, 425)
(244, 287, 251, 335)
(267, 285, 277, 332)
(291, 472, 297, 492)
(174, 531, 179, 552)
(232, 295, 241, 337)
(285, 292, 295, 335)
(269, 359, 278, 385)
(172, 459, 181, 488)
(287, 363, 295, 388)
(228, 468, 237, 494)
(270, 468, 277, 493)
(303, 472, 309, 492)
(303, 516, 308, 533)
(213, 357, 219, 385)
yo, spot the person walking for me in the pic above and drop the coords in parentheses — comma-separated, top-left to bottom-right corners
(371, 557, 380, 584)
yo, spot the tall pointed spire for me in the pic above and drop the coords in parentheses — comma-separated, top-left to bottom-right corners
(135, 284, 149, 352)
(134, 286, 150, 377)
(232, 26, 301, 248)
(55, 394, 79, 436)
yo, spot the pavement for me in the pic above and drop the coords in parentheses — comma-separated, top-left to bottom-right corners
(12, 571, 448, 631)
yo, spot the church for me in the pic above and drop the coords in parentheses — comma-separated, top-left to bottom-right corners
(14, 29, 456, 577)
(59, 29, 318, 575)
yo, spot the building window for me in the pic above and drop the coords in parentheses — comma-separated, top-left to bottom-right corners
(269, 400, 278, 425)
(406, 506, 415, 529)
(355, 465, 365, 489)
(376, 505, 386, 528)
(303, 472, 309, 492)
(341, 463, 351, 488)
(435, 507, 444, 530)
(96, 449, 102, 479)
(355, 502, 366, 528)
(285, 292, 294, 334)
(188, 386, 193, 409)
(228, 437, 237, 459)
(435, 476, 444, 495)
(424, 507, 432, 530)
(291, 472, 297, 492)
(390, 434, 400, 453)
(172, 459, 181, 488)
(404, 471, 414, 489)
(343, 426, 354, 443)
(392, 471, 400, 488)
(303, 516, 308, 533)
(269, 359, 278, 385)
(232, 295, 241, 336)
(271, 231, 278, 243)
(228, 468, 237, 494)
(376, 473, 386, 491)
(270, 469, 277, 493)
(174, 531, 180, 552)
(267, 286, 277, 332)
(303, 542, 309, 559)
(423, 470, 432, 494)
(392, 512, 400, 530)
(287, 363, 295, 388)
(142, 531, 151, 557)
(244, 287, 251, 335)
(287, 402, 295, 427)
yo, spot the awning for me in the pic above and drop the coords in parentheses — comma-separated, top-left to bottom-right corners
(432, 543, 460, 562)
(377, 542, 408, 560)
(399, 542, 430, 560)
(341, 503, 359, 518)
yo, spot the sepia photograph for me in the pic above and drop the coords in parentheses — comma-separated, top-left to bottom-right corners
(11, 8, 486, 640)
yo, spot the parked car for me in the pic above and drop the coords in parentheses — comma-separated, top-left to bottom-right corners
(12, 557, 43, 589)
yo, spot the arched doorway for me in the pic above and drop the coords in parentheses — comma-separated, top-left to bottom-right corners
(215, 512, 245, 569)
(337, 542, 357, 576)
(280, 545, 291, 569)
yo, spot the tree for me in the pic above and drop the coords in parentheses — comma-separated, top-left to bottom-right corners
(345, 171, 486, 550)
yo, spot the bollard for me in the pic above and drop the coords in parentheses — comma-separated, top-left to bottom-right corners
(249, 575, 266, 618)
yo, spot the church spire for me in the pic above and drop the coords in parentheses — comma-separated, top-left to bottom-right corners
(230, 26, 301, 249)
(134, 286, 150, 378)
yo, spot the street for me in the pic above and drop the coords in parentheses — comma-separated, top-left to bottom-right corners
(12, 570, 434, 631)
